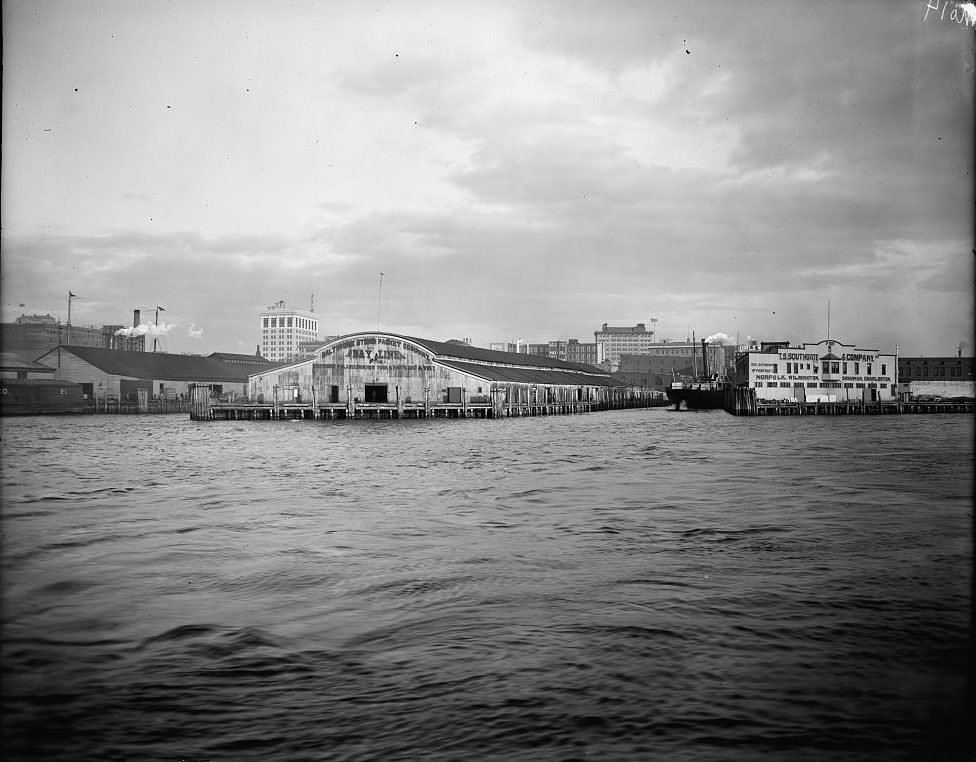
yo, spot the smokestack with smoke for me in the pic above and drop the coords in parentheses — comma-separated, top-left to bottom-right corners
(115, 322, 175, 338)
(133, 309, 140, 328)
(705, 332, 735, 345)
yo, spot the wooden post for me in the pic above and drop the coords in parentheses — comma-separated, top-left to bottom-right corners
(190, 385, 211, 420)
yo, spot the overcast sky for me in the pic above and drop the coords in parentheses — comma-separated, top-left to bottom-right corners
(2, 0, 972, 356)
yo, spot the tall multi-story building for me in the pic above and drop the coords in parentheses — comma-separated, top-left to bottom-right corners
(260, 301, 319, 363)
(594, 322, 657, 368)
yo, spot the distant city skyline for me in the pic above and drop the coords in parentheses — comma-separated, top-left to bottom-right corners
(2, 1, 972, 357)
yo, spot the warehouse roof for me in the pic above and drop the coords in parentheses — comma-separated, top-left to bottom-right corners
(0, 351, 56, 374)
(250, 332, 617, 387)
(402, 335, 604, 374)
(36, 346, 251, 383)
(436, 359, 621, 387)
(209, 352, 272, 363)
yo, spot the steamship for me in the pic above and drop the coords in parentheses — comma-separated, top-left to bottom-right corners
(665, 337, 729, 410)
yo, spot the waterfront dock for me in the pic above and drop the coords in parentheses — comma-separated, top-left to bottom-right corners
(725, 388, 973, 416)
(191, 397, 664, 421)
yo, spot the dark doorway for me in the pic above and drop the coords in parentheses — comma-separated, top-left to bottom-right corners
(365, 384, 388, 403)
(81, 383, 94, 400)
(330, 385, 340, 403)
(120, 379, 152, 403)
(447, 387, 463, 403)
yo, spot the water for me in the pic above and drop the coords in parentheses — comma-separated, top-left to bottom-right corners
(1, 409, 971, 761)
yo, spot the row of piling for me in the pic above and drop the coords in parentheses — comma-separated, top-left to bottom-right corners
(724, 387, 973, 415)
(191, 396, 665, 421)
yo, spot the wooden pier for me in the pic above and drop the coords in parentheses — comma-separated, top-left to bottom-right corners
(724, 387, 973, 416)
(190, 396, 664, 421)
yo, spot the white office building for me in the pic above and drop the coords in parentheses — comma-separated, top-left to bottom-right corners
(734, 339, 897, 403)
(260, 301, 319, 362)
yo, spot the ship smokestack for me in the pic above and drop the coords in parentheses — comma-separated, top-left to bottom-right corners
(701, 338, 708, 378)
(133, 309, 140, 328)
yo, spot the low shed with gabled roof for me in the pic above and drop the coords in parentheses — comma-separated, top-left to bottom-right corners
(35, 346, 253, 405)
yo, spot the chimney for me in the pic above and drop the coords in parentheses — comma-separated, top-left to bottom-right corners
(133, 309, 141, 328)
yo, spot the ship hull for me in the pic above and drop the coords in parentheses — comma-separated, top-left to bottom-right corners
(665, 386, 726, 410)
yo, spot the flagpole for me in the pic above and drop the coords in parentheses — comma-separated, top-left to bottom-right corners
(67, 291, 74, 346)
(377, 273, 384, 331)
(153, 306, 165, 352)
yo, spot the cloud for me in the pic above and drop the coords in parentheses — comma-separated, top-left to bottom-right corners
(0, 2, 971, 357)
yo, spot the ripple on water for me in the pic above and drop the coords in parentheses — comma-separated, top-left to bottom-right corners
(0, 410, 971, 761)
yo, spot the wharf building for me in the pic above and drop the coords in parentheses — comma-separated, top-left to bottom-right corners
(1, 352, 58, 380)
(33, 346, 271, 411)
(734, 340, 896, 403)
(243, 331, 644, 418)
(898, 355, 974, 400)
(260, 301, 319, 363)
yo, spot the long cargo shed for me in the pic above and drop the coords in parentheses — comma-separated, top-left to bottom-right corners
(34, 346, 259, 410)
(224, 331, 653, 419)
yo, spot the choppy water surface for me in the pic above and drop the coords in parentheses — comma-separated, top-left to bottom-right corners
(1, 410, 972, 761)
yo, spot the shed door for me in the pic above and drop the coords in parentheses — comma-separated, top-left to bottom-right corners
(365, 384, 388, 403)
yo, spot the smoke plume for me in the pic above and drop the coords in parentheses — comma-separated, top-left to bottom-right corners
(115, 322, 175, 338)
(705, 332, 735, 345)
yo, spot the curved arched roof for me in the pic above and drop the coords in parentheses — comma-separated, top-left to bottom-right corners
(257, 332, 621, 387)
